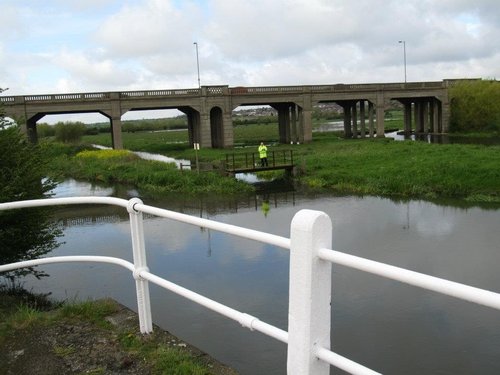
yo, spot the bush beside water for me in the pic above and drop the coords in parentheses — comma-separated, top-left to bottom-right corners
(46, 145, 253, 196)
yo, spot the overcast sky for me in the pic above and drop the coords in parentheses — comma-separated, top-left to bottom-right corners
(1, 0, 499, 121)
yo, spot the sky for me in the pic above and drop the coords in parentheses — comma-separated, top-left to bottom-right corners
(1, 0, 499, 122)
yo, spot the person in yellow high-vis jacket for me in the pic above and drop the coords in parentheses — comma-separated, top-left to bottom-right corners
(258, 142, 268, 167)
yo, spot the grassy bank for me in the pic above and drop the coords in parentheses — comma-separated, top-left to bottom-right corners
(0, 287, 235, 374)
(43, 142, 253, 196)
(56, 125, 500, 203)
(297, 134, 499, 202)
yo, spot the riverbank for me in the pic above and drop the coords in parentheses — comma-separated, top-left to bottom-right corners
(43, 142, 253, 196)
(0, 289, 237, 374)
(48, 130, 500, 203)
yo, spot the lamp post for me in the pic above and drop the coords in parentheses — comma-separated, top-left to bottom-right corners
(398, 40, 407, 83)
(193, 42, 201, 88)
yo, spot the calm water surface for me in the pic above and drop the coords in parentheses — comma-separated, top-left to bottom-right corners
(21, 180, 500, 374)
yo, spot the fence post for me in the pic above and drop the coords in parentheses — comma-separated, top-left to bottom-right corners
(127, 198, 153, 334)
(288, 209, 332, 375)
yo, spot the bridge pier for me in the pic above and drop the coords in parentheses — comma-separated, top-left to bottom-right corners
(290, 104, 298, 143)
(179, 107, 201, 147)
(110, 116, 123, 149)
(341, 102, 353, 138)
(200, 111, 212, 148)
(25, 113, 44, 144)
(432, 98, 442, 133)
(368, 101, 375, 137)
(352, 102, 358, 138)
(403, 101, 412, 134)
(272, 102, 309, 144)
(339, 100, 378, 139)
(359, 100, 366, 137)
(375, 93, 386, 137)
(299, 105, 312, 143)
(222, 108, 234, 148)
(274, 104, 290, 144)
(399, 97, 445, 135)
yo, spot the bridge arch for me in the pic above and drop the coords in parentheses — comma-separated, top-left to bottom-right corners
(210, 106, 224, 148)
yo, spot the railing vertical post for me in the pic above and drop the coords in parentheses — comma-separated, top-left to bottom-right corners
(288, 209, 332, 375)
(127, 198, 153, 334)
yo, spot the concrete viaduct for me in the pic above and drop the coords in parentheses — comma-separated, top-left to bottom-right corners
(1, 80, 452, 149)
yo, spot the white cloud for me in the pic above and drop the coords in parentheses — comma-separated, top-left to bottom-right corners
(2, 0, 499, 96)
(50, 50, 140, 90)
(96, 0, 202, 58)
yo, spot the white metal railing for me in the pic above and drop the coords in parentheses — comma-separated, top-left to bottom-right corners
(1, 197, 499, 375)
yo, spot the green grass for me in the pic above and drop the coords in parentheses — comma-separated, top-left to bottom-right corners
(0, 290, 226, 374)
(45, 144, 253, 196)
(152, 346, 212, 375)
(53, 122, 500, 203)
(294, 135, 500, 201)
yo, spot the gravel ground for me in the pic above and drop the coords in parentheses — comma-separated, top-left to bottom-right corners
(0, 296, 237, 375)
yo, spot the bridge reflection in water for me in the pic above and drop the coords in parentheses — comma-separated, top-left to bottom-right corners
(51, 180, 296, 229)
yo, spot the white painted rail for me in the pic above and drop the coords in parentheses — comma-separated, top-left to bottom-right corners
(1, 197, 499, 375)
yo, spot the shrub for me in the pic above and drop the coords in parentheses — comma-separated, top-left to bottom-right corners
(54, 121, 87, 143)
(0, 126, 61, 282)
(450, 79, 500, 132)
(37, 123, 56, 138)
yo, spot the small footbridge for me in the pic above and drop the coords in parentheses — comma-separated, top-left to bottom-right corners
(224, 149, 295, 175)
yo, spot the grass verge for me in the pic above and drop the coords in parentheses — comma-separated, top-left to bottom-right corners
(0, 286, 236, 374)
(50, 125, 500, 203)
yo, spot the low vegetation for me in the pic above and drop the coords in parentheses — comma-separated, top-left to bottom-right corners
(0, 126, 61, 282)
(41, 126, 500, 204)
(44, 142, 253, 196)
(296, 133, 499, 202)
(0, 287, 231, 374)
(450, 79, 500, 133)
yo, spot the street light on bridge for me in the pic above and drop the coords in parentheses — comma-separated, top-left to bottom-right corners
(193, 42, 201, 88)
(398, 40, 407, 83)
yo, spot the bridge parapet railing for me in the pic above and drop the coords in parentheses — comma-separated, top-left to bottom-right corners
(1, 81, 452, 107)
(18, 92, 112, 102)
(0, 96, 15, 103)
(231, 86, 305, 95)
(1, 197, 500, 374)
(120, 89, 200, 98)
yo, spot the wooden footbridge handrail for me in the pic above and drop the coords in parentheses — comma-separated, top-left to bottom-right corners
(224, 150, 294, 174)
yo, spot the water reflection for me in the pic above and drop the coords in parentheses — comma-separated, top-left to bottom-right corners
(92, 144, 191, 169)
(314, 122, 500, 145)
(21, 180, 500, 375)
(386, 130, 500, 145)
(314, 120, 344, 132)
(50, 178, 114, 197)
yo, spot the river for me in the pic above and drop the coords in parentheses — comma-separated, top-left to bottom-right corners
(17, 177, 500, 375)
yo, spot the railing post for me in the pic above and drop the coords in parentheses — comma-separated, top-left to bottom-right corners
(288, 209, 332, 375)
(127, 198, 153, 334)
